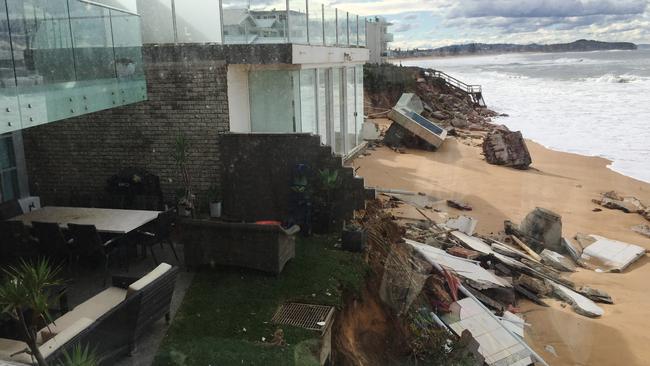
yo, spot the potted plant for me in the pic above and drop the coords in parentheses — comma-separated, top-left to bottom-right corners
(342, 221, 367, 252)
(207, 185, 222, 218)
(172, 133, 194, 217)
(0, 259, 64, 366)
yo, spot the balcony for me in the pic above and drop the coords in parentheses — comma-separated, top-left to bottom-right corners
(221, 0, 366, 46)
(1, 0, 147, 134)
(139, 0, 367, 48)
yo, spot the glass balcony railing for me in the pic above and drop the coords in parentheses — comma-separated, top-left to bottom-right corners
(0, 0, 147, 134)
(221, 0, 367, 47)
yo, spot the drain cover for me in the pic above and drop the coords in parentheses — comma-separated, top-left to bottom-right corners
(271, 303, 335, 335)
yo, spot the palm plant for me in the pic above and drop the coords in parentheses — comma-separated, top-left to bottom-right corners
(58, 344, 99, 366)
(0, 259, 64, 366)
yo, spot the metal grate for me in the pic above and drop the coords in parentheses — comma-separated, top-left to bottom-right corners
(271, 303, 335, 335)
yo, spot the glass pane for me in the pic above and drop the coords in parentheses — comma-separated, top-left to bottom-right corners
(317, 68, 327, 143)
(249, 70, 295, 132)
(300, 69, 316, 133)
(288, 0, 307, 44)
(0, 136, 16, 170)
(224, 0, 288, 44)
(175, 0, 222, 43)
(358, 16, 366, 46)
(331, 68, 343, 154)
(349, 15, 358, 47)
(111, 10, 144, 80)
(355, 65, 364, 145)
(68, 1, 116, 80)
(0, 2, 16, 88)
(6, 0, 76, 85)
(1, 169, 19, 201)
(336, 10, 348, 46)
(137, 0, 175, 43)
(323, 6, 336, 46)
(308, 2, 323, 45)
(346, 67, 355, 152)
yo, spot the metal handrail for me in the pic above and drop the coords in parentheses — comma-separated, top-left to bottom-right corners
(429, 69, 482, 94)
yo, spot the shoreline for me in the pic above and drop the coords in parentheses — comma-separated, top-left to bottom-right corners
(352, 121, 650, 365)
(389, 48, 640, 63)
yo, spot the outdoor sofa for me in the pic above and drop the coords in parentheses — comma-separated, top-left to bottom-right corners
(0, 263, 178, 365)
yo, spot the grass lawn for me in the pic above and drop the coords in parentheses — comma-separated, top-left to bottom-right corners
(154, 235, 368, 366)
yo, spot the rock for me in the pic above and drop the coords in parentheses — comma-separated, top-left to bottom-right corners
(447, 200, 472, 211)
(520, 207, 563, 253)
(540, 249, 576, 272)
(514, 274, 553, 296)
(482, 129, 532, 169)
(450, 118, 469, 129)
(431, 111, 449, 120)
(632, 224, 650, 238)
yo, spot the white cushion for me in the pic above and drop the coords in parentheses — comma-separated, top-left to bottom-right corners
(127, 263, 172, 297)
(11, 318, 93, 363)
(39, 287, 127, 336)
(0, 338, 28, 362)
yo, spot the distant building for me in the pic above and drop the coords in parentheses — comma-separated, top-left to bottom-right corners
(366, 16, 393, 64)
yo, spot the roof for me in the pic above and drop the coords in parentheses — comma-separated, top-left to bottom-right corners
(254, 18, 279, 28)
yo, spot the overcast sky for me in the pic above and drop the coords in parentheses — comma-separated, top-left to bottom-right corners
(333, 0, 650, 49)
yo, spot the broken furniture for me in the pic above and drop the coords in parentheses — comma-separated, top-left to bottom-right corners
(180, 220, 300, 274)
(0, 263, 179, 365)
(387, 93, 447, 149)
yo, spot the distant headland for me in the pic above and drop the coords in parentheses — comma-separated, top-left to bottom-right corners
(393, 39, 638, 58)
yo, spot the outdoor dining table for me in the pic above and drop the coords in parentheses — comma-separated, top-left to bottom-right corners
(9, 206, 161, 234)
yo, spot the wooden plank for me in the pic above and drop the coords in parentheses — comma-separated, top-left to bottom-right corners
(511, 235, 542, 262)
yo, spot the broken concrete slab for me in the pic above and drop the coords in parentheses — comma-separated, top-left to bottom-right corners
(540, 249, 576, 272)
(550, 282, 604, 318)
(580, 235, 647, 273)
(515, 274, 553, 296)
(407, 239, 511, 289)
(501, 311, 526, 339)
(578, 286, 614, 305)
(361, 121, 381, 141)
(520, 207, 563, 253)
(482, 129, 532, 169)
(562, 237, 583, 262)
(451, 231, 493, 255)
(445, 215, 478, 236)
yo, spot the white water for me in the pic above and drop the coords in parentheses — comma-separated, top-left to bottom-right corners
(400, 50, 650, 183)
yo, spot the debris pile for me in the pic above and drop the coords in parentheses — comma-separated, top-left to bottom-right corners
(482, 128, 532, 169)
(593, 191, 650, 222)
(359, 197, 648, 366)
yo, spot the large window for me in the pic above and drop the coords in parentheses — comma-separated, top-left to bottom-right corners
(249, 70, 297, 132)
(0, 134, 19, 202)
(300, 69, 317, 133)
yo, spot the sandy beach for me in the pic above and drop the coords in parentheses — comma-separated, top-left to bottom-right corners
(352, 122, 650, 366)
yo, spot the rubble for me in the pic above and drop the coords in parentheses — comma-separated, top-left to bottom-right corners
(514, 274, 553, 296)
(593, 191, 650, 222)
(540, 249, 576, 272)
(578, 286, 614, 304)
(445, 215, 478, 235)
(451, 231, 493, 255)
(360, 121, 382, 141)
(447, 199, 472, 211)
(519, 207, 563, 253)
(482, 128, 532, 169)
(387, 93, 447, 149)
(550, 283, 604, 318)
(632, 224, 650, 238)
(579, 234, 647, 272)
(446, 246, 481, 260)
(384, 122, 438, 151)
(561, 237, 583, 262)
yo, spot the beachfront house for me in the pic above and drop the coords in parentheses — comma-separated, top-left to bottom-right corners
(366, 16, 393, 64)
(6, 0, 369, 224)
(0, 0, 146, 205)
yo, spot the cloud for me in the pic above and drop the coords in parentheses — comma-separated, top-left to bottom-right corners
(403, 14, 418, 20)
(450, 0, 647, 18)
(393, 23, 418, 32)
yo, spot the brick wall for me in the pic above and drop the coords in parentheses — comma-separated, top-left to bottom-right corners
(22, 45, 230, 207)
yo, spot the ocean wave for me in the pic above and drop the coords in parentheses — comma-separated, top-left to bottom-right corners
(585, 73, 648, 84)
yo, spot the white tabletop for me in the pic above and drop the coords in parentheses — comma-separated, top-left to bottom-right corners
(10, 206, 162, 234)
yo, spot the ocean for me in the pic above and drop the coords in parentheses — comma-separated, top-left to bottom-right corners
(399, 50, 650, 183)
